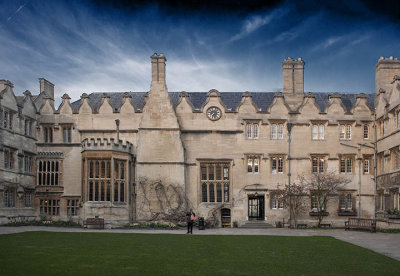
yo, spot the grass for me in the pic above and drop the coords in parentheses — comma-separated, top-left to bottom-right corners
(0, 232, 399, 275)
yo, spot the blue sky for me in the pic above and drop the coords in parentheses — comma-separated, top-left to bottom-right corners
(1, 0, 400, 104)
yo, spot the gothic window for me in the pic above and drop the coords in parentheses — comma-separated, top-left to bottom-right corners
(37, 159, 61, 186)
(247, 156, 260, 174)
(43, 126, 53, 143)
(271, 156, 284, 174)
(3, 109, 13, 130)
(62, 126, 72, 143)
(67, 199, 79, 216)
(312, 124, 324, 140)
(40, 199, 60, 216)
(312, 156, 325, 174)
(339, 124, 351, 140)
(24, 155, 33, 173)
(24, 192, 32, 207)
(3, 148, 15, 170)
(4, 189, 15, 207)
(200, 162, 230, 203)
(340, 156, 353, 174)
(392, 149, 400, 170)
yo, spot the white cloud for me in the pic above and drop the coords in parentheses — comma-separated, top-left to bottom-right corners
(230, 7, 289, 42)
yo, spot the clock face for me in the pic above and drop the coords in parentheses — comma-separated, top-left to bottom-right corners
(207, 106, 222, 121)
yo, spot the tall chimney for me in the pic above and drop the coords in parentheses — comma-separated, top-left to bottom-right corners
(375, 56, 400, 95)
(39, 78, 55, 100)
(282, 57, 304, 95)
(151, 53, 166, 85)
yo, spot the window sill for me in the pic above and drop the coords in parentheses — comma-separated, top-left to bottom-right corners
(309, 211, 329, 216)
(338, 211, 357, 216)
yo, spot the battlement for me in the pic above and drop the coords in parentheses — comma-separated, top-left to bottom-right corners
(81, 137, 133, 154)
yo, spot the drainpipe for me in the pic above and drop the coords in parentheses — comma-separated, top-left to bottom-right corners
(358, 147, 362, 218)
(373, 117, 378, 219)
(115, 119, 120, 141)
(287, 123, 293, 228)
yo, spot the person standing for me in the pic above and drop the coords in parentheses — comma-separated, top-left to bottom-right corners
(186, 209, 195, 234)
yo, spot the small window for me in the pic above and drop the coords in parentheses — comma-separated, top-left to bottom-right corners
(312, 124, 324, 140)
(340, 157, 353, 174)
(247, 156, 260, 174)
(43, 126, 53, 143)
(271, 194, 284, 209)
(339, 193, 353, 211)
(246, 123, 259, 139)
(24, 192, 32, 207)
(363, 124, 369, 139)
(363, 159, 370, 174)
(4, 190, 15, 207)
(312, 157, 325, 174)
(340, 124, 351, 140)
(63, 126, 72, 143)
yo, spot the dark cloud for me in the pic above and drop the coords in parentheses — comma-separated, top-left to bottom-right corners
(90, 0, 400, 22)
(90, 0, 284, 17)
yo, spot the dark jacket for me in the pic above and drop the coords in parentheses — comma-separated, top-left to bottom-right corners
(186, 211, 196, 223)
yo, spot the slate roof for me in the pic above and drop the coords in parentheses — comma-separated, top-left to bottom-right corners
(69, 92, 374, 113)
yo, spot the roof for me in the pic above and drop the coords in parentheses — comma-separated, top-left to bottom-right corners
(69, 92, 375, 113)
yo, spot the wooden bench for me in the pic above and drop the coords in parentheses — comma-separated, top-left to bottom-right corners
(83, 218, 104, 229)
(345, 218, 376, 233)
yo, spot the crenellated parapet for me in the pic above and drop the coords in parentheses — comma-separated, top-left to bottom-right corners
(81, 137, 133, 154)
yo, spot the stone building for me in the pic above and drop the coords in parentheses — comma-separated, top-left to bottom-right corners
(0, 54, 399, 228)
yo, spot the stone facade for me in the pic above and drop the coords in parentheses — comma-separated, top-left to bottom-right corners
(1, 54, 399, 228)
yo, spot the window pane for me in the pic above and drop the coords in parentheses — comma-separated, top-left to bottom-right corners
(202, 184, 207, 202)
(312, 158, 318, 173)
(319, 125, 324, 139)
(254, 158, 259, 173)
(209, 183, 215, 202)
(246, 124, 252, 138)
(247, 158, 253, 173)
(271, 124, 277, 139)
(208, 165, 214, 180)
(278, 124, 283, 139)
(312, 125, 318, 140)
(216, 166, 222, 180)
(278, 158, 283, 173)
(223, 167, 229, 180)
(272, 158, 277, 173)
(319, 159, 324, 173)
(253, 124, 258, 138)
(224, 183, 229, 202)
(216, 183, 222, 202)
(201, 166, 207, 180)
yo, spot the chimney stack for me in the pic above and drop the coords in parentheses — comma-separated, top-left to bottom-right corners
(151, 53, 166, 85)
(282, 57, 304, 95)
(39, 78, 55, 100)
(375, 56, 400, 95)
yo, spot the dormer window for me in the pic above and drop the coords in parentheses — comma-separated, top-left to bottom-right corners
(312, 124, 324, 140)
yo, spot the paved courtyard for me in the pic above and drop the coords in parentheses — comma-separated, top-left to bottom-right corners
(1, 226, 399, 261)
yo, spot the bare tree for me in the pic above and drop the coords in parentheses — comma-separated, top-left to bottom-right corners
(275, 183, 308, 228)
(299, 172, 351, 227)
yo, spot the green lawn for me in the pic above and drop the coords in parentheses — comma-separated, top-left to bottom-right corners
(0, 232, 399, 275)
